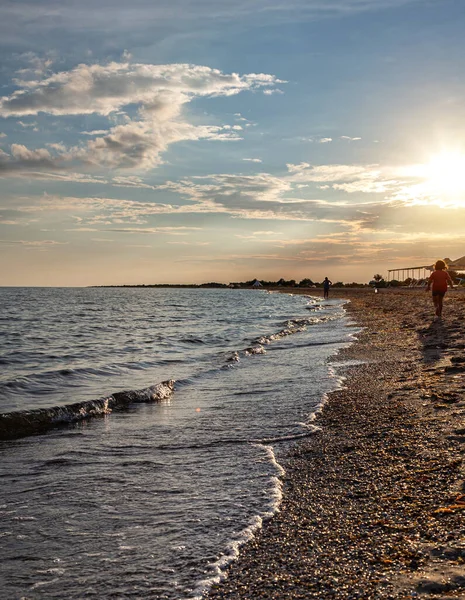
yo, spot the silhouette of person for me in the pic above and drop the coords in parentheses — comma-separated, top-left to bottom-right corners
(426, 260, 454, 320)
(323, 277, 332, 299)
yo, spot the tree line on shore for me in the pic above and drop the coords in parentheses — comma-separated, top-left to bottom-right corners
(96, 269, 465, 289)
(98, 278, 372, 289)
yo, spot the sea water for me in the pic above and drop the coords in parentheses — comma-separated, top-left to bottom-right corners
(0, 287, 355, 599)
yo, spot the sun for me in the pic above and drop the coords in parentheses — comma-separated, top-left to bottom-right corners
(425, 151, 465, 196)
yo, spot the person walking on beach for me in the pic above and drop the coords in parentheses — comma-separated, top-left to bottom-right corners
(323, 277, 332, 300)
(426, 260, 454, 319)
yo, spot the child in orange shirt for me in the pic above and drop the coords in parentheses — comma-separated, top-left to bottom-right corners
(426, 260, 454, 319)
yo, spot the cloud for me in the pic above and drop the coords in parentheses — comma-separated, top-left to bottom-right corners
(319, 137, 332, 143)
(158, 172, 389, 226)
(111, 175, 156, 189)
(80, 130, 110, 136)
(167, 241, 211, 246)
(243, 158, 262, 163)
(286, 162, 374, 182)
(340, 136, 362, 141)
(18, 120, 38, 128)
(333, 179, 401, 194)
(0, 238, 66, 246)
(0, 60, 283, 172)
(0, 0, 423, 47)
(0, 143, 61, 173)
(104, 226, 203, 235)
(8, 151, 464, 239)
(0, 61, 283, 118)
(13, 53, 54, 78)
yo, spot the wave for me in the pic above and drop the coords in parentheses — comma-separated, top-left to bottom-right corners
(155, 428, 319, 451)
(224, 315, 328, 364)
(0, 380, 174, 441)
(191, 444, 285, 600)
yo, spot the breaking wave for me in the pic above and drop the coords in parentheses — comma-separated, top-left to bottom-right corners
(0, 380, 174, 441)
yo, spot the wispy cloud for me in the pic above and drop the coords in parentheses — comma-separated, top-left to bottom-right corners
(80, 130, 110, 136)
(0, 0, 420, 46)
(0, 238, 67, 246)
(167, 241, 211, 245)
(18, 120, 38, 129)
(263, 88, 284, 95)
(104, 226, 203, 235)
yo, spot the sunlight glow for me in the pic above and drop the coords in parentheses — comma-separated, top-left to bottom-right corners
(427, 152, 465, 196)
(399, 151, 465, 207)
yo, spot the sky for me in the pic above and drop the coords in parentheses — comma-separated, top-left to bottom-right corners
(1, 0, 465, 286)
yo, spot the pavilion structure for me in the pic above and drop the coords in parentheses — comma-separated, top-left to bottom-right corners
(387, 264, 432, 282)
(388, 255, 465, 283)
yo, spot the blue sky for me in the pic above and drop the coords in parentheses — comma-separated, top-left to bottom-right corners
(1, 0, 465, 285)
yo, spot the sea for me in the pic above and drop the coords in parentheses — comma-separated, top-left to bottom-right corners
(0, 287, 357, 600)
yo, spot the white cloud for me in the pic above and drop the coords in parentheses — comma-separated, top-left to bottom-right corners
(105, 226, 203, 235)
(333, 179, 400, 194)
(18, 120, 38, 128)
(286, 162, 310, 173)
(0, 61, 283, 118)
(294, 135, 333, 144)
(0, 133, 6, 138)
(80, 130, 110, 136)
(340, 136, 362, 141)
(167, 241, 211, 246)
(243, 158, 262, 163)
(0, 238, 66, 246)
(111, 175, 156, 189)
(0, 60, 283, 172)
(286, 162, 373, 182)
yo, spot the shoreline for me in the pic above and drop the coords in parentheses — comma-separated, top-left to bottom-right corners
(206, 289, 465, 599)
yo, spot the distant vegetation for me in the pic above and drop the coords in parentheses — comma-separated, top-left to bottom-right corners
(95, 269, 465, 289)
(96, 278, 369, 289)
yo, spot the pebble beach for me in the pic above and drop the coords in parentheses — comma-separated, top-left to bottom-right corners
(206, 288, 465, 599)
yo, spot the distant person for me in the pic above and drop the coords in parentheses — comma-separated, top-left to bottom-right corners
(323, 277, 332, 299)
(426, 260, 454, 319)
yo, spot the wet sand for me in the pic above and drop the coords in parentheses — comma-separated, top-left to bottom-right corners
(207, 288, 465, 599)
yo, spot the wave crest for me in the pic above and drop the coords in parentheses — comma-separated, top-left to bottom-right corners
(0, 380, 175, 441)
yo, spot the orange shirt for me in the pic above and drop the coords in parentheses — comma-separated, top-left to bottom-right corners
(428, 270, 452, 293)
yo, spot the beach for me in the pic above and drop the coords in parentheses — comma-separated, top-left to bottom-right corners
(206, 288, 465, 599)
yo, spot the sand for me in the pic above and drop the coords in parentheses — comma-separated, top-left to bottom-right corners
(206, 288, 465, 599)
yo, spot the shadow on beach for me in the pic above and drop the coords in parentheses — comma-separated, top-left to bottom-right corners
(417, 319, 449, 364)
